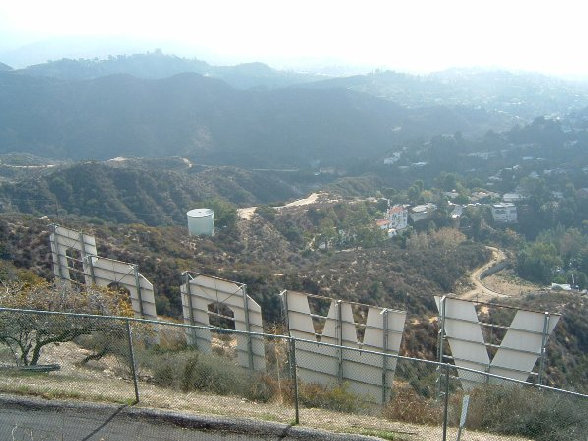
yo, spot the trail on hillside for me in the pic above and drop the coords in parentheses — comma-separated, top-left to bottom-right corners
(458, 246, 509, 301)
(237, 192, 326, 220)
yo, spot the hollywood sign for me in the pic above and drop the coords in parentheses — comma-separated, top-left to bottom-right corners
(50, 225, 560, 403)
(50, 225, 157, 321)
(435, 296, 560, 388)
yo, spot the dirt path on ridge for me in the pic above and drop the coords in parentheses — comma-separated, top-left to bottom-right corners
(458, 246, 510, 301)
(237, 192, 325, 220)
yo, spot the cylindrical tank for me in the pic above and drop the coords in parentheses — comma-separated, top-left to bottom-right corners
(187, 209, 214, 236)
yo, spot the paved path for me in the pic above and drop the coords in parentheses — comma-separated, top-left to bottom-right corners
(0, 394, 378, 441)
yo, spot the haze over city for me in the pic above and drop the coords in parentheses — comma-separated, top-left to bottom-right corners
(1, 0, 587, 78)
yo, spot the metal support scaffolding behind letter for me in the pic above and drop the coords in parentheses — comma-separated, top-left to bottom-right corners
(242, 285, 254, 371)
(538, 312, 550, 385)
(336, 300, 343, 384)
(133, 265, 145, 318)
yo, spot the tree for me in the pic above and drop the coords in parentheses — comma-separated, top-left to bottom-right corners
(201, 198, 237, 229)
(516, 242, 563, 284)
(0, 280, 132, 366)
(317, 217, 337, 251)
(408, 180, 425, 203)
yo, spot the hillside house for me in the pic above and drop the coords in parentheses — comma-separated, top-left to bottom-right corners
(471, 191, 499, 203)
(491, 203, 517, 223)
(383, 152, 401, 164)
(388, 205, 409, 230)
(450, 204, 463, 220)
(375, 205, 409, 238)
(502, 193, 524, 203)
(444, 190, 460, 200)
(375, 219, 390, 230)
(410, 203, 436, 222)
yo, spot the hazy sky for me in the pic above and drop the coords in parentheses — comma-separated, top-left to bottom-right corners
(1, 0, 586, 76)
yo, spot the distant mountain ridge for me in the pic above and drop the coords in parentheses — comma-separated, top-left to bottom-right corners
(13, 51, 319, 89)
(305, 68, 588, 121)
(0, 70, 501, 166)
(11, 52, 588, 119)
(3, 52, 588, 168)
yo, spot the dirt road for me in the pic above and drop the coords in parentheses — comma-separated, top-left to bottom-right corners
(459, 246, 509, 301)
(237, 192, 324, 220)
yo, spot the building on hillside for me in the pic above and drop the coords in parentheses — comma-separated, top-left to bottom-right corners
(410, 203, 436, 222)
(388, 205, 409, 230)
(471, 191, 499, 203)
(383, 152, 401, 165)
(444, 190, 460, 200)
(375, 219, 390, 230)
(491, 203, 517, 223)
(450, 204, 463, 220)
(576, 188, 588, 199)
(467, 151, 495, 160)
(375, 204, 410, 238)
(502, 193, 524, 203)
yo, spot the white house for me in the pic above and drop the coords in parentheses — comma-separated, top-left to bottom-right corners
(491, 203, 517, 223)
(388, 205, 409, 230)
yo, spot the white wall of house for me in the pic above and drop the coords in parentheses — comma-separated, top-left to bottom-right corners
(491, 203, 518, 223)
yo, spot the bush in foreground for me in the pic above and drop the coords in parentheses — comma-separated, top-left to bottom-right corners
(465, 385, 587, 441)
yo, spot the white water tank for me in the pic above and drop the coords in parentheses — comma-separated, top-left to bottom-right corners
(187, 209, 214, 236)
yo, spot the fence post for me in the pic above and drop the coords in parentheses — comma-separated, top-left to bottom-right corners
(126, 318, 140, 404)
(442, 363, 450, 441)
(289, 336, 299, 425)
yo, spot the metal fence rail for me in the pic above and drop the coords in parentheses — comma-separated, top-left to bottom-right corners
(0, 307, 586, 441)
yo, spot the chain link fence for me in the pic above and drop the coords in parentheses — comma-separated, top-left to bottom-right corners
(1, 307, 586, 441)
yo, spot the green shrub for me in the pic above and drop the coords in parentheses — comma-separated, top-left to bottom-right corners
(465, 385, 587, 441)
(140, 348, 275, 402)
(298, 382, 367, 413)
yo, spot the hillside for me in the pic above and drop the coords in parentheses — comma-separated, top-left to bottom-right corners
(14, 53, 588, 123)
(307, 68, 588, 122)
(0, 161, 304, 224)
(16, 51, 317, 89)
(0, 210, 486, 322)
(1, 209, 586, 391)
(0, 68, 545, 167)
